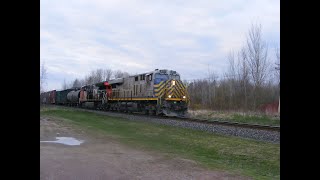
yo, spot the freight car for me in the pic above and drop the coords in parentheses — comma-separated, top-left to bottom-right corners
(40, 91, 50, 104)
(40, 69, 189, 117)
(40, 90, 56, 104)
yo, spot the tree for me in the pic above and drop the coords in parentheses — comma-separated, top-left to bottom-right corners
(83, 69, 106, 85)
(114, 70, 130, 79)
(245, 23, 270, 109)
(246, 23, 269, 87)
(40, 61, 47, 93)
(79, 79, 86, 86)
(207, 65, 218, 108)
(104, 69, 113, 81)
(238, 47, 250, 111)
(275, 46, 280, 114)
(72, 78, 81, 88)
(227, 51, 236, 109)
(94, 69, 104, 83)
(62, 79, 68, 90)
(275, 47, 280, 85)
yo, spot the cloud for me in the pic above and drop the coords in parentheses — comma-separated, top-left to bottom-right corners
(40, 0, 280, 90)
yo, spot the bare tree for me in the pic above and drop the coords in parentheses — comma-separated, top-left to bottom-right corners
(227, 51, 236, 79)
(62, 79, 72, 89)
(113, 70, 122, 79)
(224, 48, 250, 110)
(89, 70, 96, 84)
(245, 23, 270, 109)
(104, 68, 113, 81)
(62, 79, 67, 89)
(83, 69, 105, 85)
(275, 46, 280, 115)
(246, 23, 269, 87)
(40, 61, 47, 93)
(227, 51, 237, 109)
(275, 47, 280, 85)
(207, 66, 218, 109)
(238, 47, 250, 111)
(85, 74, 94, 85)
(79, 79, 86, 87)
(114, 70, 130, 79)
(72, 78, 81, 88)
(94, 69, 104, 83)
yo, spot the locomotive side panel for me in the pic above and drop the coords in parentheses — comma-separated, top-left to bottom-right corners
(132, 73, 150, 98)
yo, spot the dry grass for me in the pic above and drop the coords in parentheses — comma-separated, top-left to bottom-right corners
(188, 109, 280, 126)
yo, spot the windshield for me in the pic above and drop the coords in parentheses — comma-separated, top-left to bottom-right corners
(171, 75, 180, 80)
(154, 73, 169, 84)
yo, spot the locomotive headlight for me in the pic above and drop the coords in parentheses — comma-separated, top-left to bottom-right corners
(168, 95, 172, 98)
(172, 80, 176, 86)
(183, 96, 186, 99)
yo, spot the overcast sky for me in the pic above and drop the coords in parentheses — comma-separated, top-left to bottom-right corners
(40, 0, 280, 91)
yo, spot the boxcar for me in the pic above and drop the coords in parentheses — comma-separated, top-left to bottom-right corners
(49, 90, 56, 104)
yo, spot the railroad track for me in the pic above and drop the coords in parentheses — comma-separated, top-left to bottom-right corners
(117, 113, 280, 132)
(168, 116, 280, 131)
(48, 105, 280, 132)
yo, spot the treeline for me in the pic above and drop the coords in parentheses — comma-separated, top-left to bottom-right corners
(60, 23, 279, 112)
(187, 23, 280, 111)
(62, 69, 130, 89)
(186, 77, 279, 111)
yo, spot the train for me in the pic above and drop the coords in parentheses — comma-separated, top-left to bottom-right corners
(40, 69, 190, 117)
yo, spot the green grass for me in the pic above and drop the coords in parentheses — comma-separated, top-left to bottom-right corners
(189, 110, 280, 126)
(228, 114, 280, 126)
(41, 107, 280, 180)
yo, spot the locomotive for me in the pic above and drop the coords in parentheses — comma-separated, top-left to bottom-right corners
(40, 69, 189, 117)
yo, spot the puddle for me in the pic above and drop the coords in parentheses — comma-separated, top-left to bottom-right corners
(40, 137, 84, 146)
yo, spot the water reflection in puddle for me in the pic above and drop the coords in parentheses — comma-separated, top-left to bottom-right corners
(40, 137, 84, 146)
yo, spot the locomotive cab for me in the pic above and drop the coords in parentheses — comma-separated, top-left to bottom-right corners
(152, 69, 189, 117)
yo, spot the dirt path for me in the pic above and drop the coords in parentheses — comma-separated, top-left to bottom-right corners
(40, 116, 250, 180)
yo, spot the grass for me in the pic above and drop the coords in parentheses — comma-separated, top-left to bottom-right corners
(188, 109, 280, 126)
(229, 114, 279, 126)
(41, 107, 280, 180)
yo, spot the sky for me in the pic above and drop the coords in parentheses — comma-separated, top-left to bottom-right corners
(40, 0, 280, 91)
